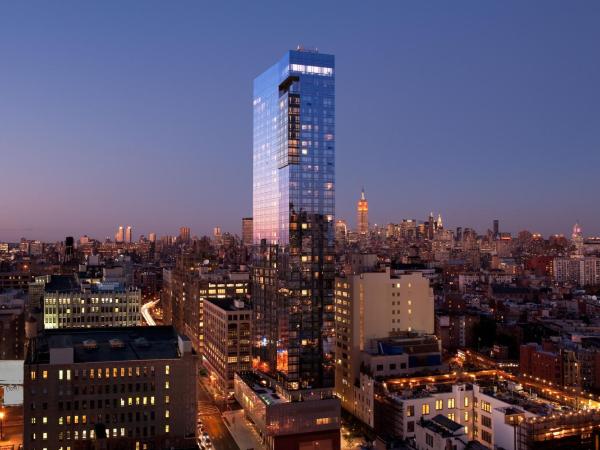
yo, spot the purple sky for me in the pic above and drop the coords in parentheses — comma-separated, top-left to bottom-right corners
(1, 1, 599, 242)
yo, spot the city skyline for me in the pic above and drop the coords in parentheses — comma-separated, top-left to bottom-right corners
(1, 1, 599, 241)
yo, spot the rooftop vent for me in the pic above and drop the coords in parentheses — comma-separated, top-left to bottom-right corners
(83, 339, 97, 350)
(109, 338, 125, 349)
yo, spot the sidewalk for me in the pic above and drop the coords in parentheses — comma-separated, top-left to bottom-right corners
(222, 410, 264, 450)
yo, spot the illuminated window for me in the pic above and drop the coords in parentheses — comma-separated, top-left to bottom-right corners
(165, 381, 170, 389)
(435, 400, 443, 410)
(448, 398, 455, 409)
(464, 397, 469, 407)
(165, 425, 170, 433)
(165, 395, 170, 404)
(30, 370, 36, 380)
(165, 410, 170, 418)
(422, 404, 430, 415)
(59, 370, 64, 380)
(42, 370, 48, 379)
(165, 365, 170, 375)
(448, 413, 455, 421)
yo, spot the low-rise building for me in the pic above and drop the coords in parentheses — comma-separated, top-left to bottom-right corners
(415, 414, 467, 450)
(234, 371, 341, 450)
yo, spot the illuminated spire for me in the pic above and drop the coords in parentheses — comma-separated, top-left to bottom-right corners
(436, 213, 443, 229)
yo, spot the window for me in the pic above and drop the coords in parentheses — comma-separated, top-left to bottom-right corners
(481, 415, 492, 428)
(165, 365, 170, 375)
(165, 425, 170, 433)
(31, 371, 36, 380)
(448, 412, 455, 421)
(59, 370, 64, 380)
(482, 430, 492, 443)
(42, 370, 48, 379)
(435, 400, 443, 410)
(407, 405, 414, 417)
(426, 433, 433, 447)
(448, 398, 455, 409)
(407, 421, 414, 433)
(464, 397, 469, 407)
(464, 411, 469, 421)
(481, 401, 491, 413)
(422, 404, 430, 415)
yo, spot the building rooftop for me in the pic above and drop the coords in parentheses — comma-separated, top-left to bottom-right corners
(420, 414, 464, 437)
(27, 326, 189, 365)
(205, 297, 251, 312)
(236, 371, 288, 405)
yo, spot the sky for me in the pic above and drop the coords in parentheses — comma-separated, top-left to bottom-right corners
(1, 1, 599, 242)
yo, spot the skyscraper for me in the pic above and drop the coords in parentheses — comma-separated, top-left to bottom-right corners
(125, 225, 133, 243)
(179, 226, 191, 242)
(493, 219, 500, 238)
(115, 225, 124, 242)
(242, 217, 253, 247)
(252, 48, 336, 390)
(357, 188, 368, 235)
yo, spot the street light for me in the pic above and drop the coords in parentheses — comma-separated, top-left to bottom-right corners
(0, 410, 5, 441)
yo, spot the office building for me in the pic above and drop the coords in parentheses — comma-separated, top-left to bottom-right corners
(357, 188, 369, 235)
(241, 217, 253, 247)
(23, 326, 197, 450)
(203, 298, 252, 396)
(41, 275, 141, 329)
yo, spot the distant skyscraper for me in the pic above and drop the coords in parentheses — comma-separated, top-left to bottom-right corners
(65, 236, 74, 261)
(125, 225, 133, 243)
(148, 232, 156, 243)
(115, 225, 124, 242)
(241, 217, 253, 247)
(335, 219, 347, 243)
(572, 221, 583, 257)
(493, 219, 500, 238)
(252, 48, 335, 389)
(357, 188, 368, 235)
(179, 226, 191, 242)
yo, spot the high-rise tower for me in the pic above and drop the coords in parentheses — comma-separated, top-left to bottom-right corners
(572, 221, 583, 257)
(125, 225, 133, 243)
(357, 188, 369, 235)
(252, 48, 335, 390)
(115, 225, 124, 243)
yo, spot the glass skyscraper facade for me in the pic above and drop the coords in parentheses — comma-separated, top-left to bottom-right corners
(252, 49, 336, 390)
(253, 49, 335, 245)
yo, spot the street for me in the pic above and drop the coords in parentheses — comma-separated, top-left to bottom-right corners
(197, 379, 239, 450)
(0, 405, 23, 449)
